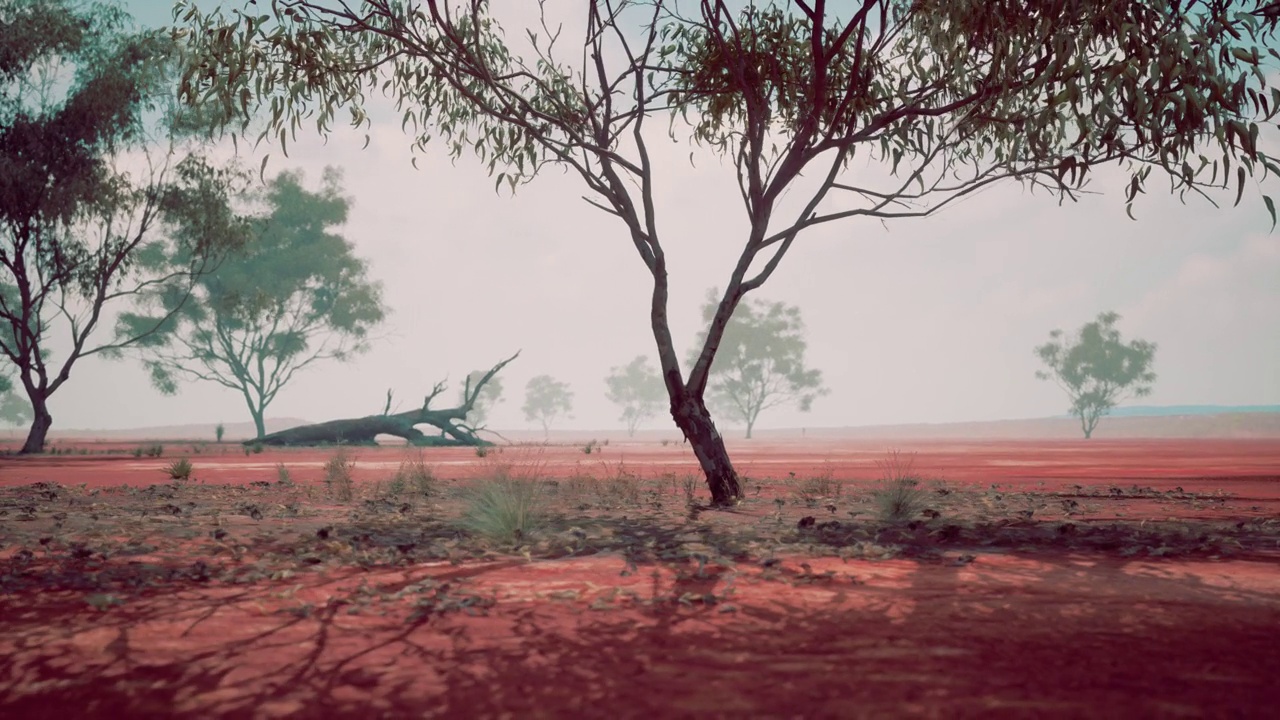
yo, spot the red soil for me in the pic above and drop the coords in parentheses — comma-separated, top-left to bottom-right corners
(1, 438, 1278, 717)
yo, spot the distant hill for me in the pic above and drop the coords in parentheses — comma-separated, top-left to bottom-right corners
(1102, 404, 1280, 417)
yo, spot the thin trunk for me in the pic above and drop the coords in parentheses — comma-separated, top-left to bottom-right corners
(20, 396, 51, 454)
(745, 418, 754, 440)
(251, 406, 266, 440)
(671, 389, 743, 506)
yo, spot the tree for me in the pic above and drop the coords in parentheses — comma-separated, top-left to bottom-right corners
(605, 355, 666, 437)
(691, 291, 826, 439)
(460, 370, 504, 430)
(0, 372, 32, 427)
(523, 375, 573, 437)
(1035, 311, 1157, 439)
(1, 0, 237, 453)
(125, 167, 386, 439)
(255, 352, 518, 446)
(180, 1, 1280, 504)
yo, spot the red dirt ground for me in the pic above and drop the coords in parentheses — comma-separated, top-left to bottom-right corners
(1, 438, 1278, 718)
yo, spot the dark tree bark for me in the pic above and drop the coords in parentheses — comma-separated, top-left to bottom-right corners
(251, 353, 517, 447)
(20, 399, 52, 455)
(670, 393, 741, 505)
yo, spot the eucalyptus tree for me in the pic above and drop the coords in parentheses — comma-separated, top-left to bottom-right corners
(1035, 311, 1157, 439)
(692, 292, 826, 439)
(459, 370, 504, 430)
(126, 167, 386, 440)
(605, 355, 666, 436)
(178, 0, 1280, 504)
(523, 375, 574, 437)
(1, 0, 237, 453)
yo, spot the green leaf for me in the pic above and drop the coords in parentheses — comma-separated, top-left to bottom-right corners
(1235, 166, 1246, 207)
(1264, 195, 1276, 230)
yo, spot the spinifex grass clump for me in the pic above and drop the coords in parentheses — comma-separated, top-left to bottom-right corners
(871, 449, 928, 523)
(460, 471, 544, 544)
(323, 447, 356, 501)
(389, 451, 435, 497)
(163, 457, 194, 481)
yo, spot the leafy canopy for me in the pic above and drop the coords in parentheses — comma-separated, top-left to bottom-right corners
(691, 290, 826, 438)
(125, 166, 385, 436)
(522, 374, 573, 433)
(176, 1, 1280, 225)
(605, 355, 667, 436)
(2, 0, 240, 452)
(1035, 311, 1157, 438)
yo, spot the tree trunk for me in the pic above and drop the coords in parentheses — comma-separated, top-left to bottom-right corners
(745, 419, 754, 440)
(251, 407, 266, 440)
(672, 393, 742, 506)
(20, 397, 51, 454)
(253, 353, 518, 447)
(254, 409, 485, 447)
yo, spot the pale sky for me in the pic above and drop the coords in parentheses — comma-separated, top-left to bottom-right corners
(32, 1, 1280, 433)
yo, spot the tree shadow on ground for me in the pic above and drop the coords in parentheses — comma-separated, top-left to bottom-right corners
(2, 476, 1279, 718)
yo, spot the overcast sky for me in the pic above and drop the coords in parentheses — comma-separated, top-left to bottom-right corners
(33, 1, 1280, 433)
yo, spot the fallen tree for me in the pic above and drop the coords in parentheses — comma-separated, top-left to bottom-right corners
(252, 353, 518, 447)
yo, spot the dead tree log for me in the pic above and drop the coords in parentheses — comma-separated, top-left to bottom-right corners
(251, 352, 519, 447)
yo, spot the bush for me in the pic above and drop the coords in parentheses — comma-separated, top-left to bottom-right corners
(871, 450, 928, 523)
(789, 470, 842, 507)
(163, 458, 194, 481)
(215, 423, 225, 443)
(275, 463, 294, 487)
(596, 463, 644, 507)
(323, 447, 356, 501)
(390, 452, 435, 497)
(461, 473, 543, 543)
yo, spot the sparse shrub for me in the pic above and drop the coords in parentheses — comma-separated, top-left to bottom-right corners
(790, 470, 841, 508)
(390, 452, 435, 497)
(660, 439, 670, 447)
(557, 473, 594, 505)
(323, 447, 356, 501)
(275, 463, 294, 486)
(461, 473, 544, 543)
(142, 444, 164, 458)
(132, 446, 144, 458)
(475, 445, 489, 458)
(215, 423, 225, 443)
(680, 474, 699, 504)
(164, 458, 194, 481)
(582, 439, 599, 455)
(872, 478, 928, 523)
(251, 441, 264, 454)
(596, 464, 643, 507)
(871, 450, 927, 523)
